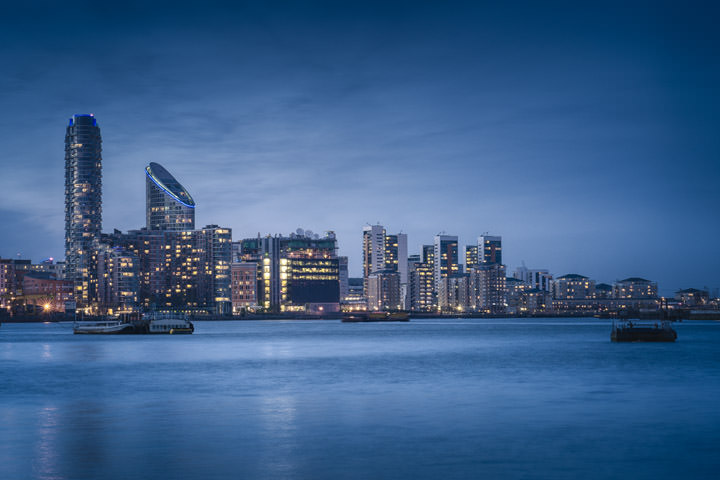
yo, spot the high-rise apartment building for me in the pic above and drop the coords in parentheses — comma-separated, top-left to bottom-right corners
(145, 162, 195, 231)
(362, 225, 386, 295)
(465, 245, 478, 269)
(433, 235, 459, 291)
(65, 114, 102, 308)
(478, 235, 502, 265)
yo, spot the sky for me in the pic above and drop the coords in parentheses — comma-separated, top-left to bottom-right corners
(0, 1, 718, 295)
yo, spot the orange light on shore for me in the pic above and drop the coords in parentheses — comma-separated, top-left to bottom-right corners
(43, 303, 51, 311)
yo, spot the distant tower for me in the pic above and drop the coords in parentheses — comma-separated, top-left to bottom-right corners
(478, 235, 502, 265)
(65, 114, 102, 308)
(145, 162, 195, 231)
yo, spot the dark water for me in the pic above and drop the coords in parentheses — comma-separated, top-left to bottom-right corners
(1, 319, 719, 480)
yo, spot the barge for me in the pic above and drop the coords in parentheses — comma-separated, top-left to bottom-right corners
(342, 311, 410, 322)
(611, 319, 677, 342)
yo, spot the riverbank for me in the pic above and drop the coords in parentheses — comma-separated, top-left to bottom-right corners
(4, 310, 720, 323)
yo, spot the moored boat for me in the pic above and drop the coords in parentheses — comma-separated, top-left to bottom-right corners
(145, 313, 194, 334)
(73, 319, 136, 334)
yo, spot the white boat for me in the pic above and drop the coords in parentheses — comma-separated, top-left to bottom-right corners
(73, 319, 135, 334)
(145, 313, 194, 334)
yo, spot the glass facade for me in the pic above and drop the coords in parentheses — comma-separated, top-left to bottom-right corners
(145, 162, 195, 231)
(64, 114, 102, 308)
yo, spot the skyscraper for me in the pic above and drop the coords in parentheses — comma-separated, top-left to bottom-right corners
(65, 114, 102, 308)
(145, 162, 196, 231)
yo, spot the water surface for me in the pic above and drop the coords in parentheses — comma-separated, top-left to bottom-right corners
(1, 319, 719, 479)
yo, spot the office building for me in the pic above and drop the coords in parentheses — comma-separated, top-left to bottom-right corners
(237, 231, 340, 312)
(145, 162, 196, 231)
(65, 114, 102, 309)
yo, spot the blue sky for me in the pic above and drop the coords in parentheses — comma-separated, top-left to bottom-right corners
(0, 1, 718, 295)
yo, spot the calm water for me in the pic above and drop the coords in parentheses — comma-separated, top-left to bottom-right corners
(1, 318, 719, 480)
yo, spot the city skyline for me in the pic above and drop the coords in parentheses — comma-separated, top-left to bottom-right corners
(1, 2, 719, 295)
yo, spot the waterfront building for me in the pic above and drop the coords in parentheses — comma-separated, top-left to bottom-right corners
(478, 235, 502, 265)
(408, 259, 435, 311)
(20, 273, 73, 313)
(438, 274, 471, 312)
(367, 270, 401, 311)
(237, 231, 340, 312)
(102, 225, 232, 314)
(553, 274, 595, 300)
(517, 288, 550, 314)
(514, 266, 552, 292)
(613, 277, 658, 299)
(469, 264, 507, 314)
(342, 278, 367, 311)
(433, 235, 459, 292)
(505, 277, 529, 313)
(65, 114, 103, 309)
(675, 288, 709, 306)
(96, 244, 139, 313)
(552, 274, 597, 312)
(145, 162, 195, 231)
(231, 262, 258, 313)
(1, 258, 73, 313)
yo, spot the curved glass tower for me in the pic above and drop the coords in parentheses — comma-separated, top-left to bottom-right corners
(65, 114, 102, 307)
(145, 162, 195, 231)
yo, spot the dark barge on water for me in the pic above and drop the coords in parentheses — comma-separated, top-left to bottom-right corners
(342, 311, 410, 323)
(611, 319, 677, 342)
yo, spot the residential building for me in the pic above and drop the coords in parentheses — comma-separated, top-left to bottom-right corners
(514, 266, 552, 292)
(613, 277, 658, 299)
(408, 258, 435, 311)
(675, 288, 709, 306)
(469, 264, 506, 314)
(231, 262, 258, 313)
(367, 270, 401, 311)
(478, 235, 502, 265)
(145, 162, 195, 231)
(96, 245, 139, 313)
(465, 245, 478, 270)
(65, 114, 102, 309)
(438, 274, 471, 311)
(433, 235, 459, 291)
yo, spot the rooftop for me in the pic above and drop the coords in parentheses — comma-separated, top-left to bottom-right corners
(145, 162, 196, 208)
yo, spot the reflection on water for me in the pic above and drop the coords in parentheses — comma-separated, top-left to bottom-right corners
(1, 319, 720, 480)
